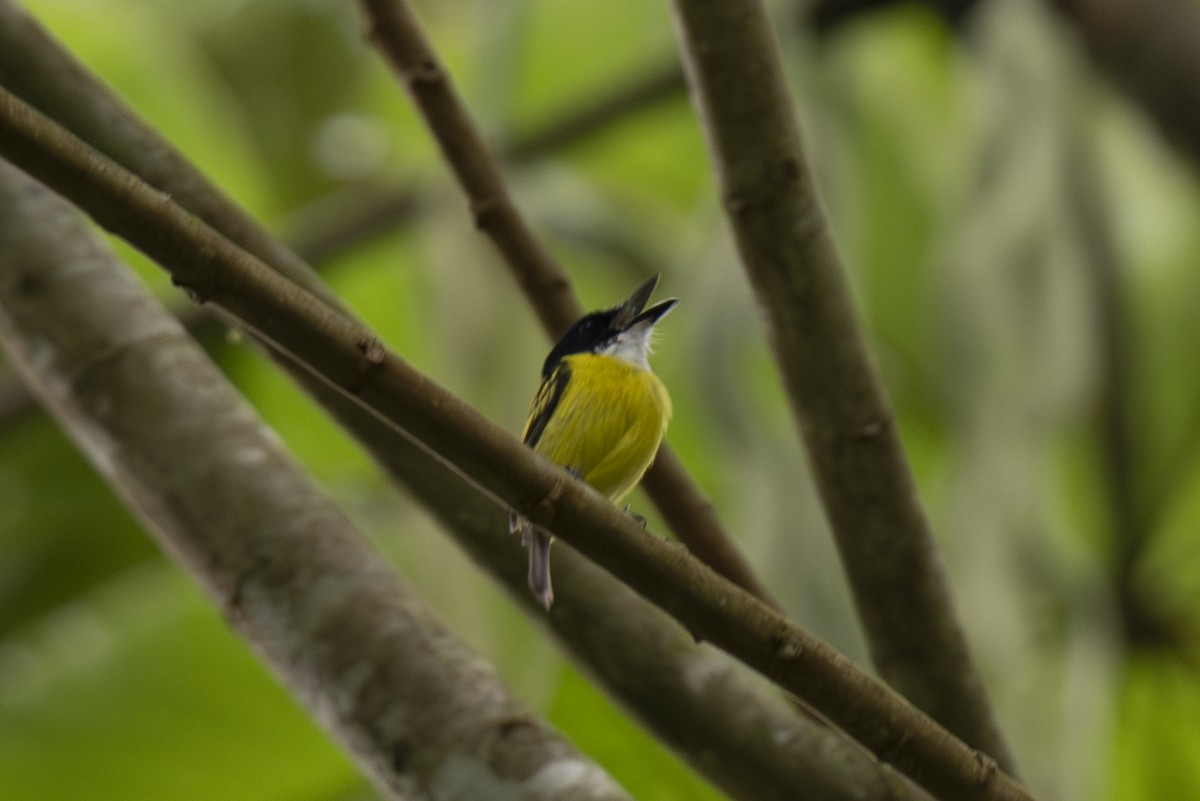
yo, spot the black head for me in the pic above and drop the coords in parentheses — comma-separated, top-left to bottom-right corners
(541, 275, 677, 378)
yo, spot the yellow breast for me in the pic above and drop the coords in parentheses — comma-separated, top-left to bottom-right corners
(531, 353, 671, 503)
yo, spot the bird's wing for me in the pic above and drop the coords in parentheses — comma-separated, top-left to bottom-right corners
(522, 361, 571, 448)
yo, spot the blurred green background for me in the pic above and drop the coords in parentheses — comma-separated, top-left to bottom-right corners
(3, 0, 1200, 798)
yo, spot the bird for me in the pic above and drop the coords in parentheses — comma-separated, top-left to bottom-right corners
(510, 274, 677, 610)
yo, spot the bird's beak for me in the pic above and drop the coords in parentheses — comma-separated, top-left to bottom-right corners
(614, 274, 677, 330)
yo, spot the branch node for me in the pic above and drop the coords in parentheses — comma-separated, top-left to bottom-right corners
(348, 335, 387, 394)
(858, 418, 887, 439)
(767, 630, 804, 680)
(409, 56, 442, 85)
(972, 749, 999, 787)
(470, 196, 501, 230)
(170, 275, 207, 306)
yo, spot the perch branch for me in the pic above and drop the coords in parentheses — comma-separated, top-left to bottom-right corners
(0, 85, 1035, 801)
(0, 160, 632, 801)
(0, 16, 918, 795)
(358, 0, 779, 609)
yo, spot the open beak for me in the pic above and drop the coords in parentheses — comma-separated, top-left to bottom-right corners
(615, 274, 677, 330)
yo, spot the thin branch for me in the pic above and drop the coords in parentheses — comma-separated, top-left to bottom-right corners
(0, 161, 632, 801)
(502, 57, 687, 162)
(1066, 141, 1142, 593)
(810, 0, 1200, 174)
(0, 85, 1036, 801)
(357, 0, 780, 609)
(278, 182, 423, 267)
(0, 17, 913, 798)
(806, 0, 981, 34)
(357, 0, 579, 333)
(668, 0, 1019, 774)
(1066, 131, 1198, 658)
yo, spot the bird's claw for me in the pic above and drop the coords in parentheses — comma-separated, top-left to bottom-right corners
(623, 503, 647, 528)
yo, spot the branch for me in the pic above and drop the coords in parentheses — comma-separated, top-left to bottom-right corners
(502, 57, 687, 162)
(355, 0, 782, 611)
(1050, 0, 1200, 171)
(0, 162, 632, 801)
(0, 17, 921, 797)
(356, 0, 579, 332)
(668, 0, 1019, 773)
(806, 0, 981, 34)
(1066, 141, 1141, 595)
(0, 85, 1036, 801)
(388, 420, 937, 801)
(810, 0, 1200, 174)
(0, 2, 345, 314)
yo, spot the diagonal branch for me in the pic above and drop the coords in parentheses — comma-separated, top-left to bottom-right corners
(503, 57, 687, 162)
(0, 17, 919, 797)
(668, 0, 1019, 774)
(0, 160, 632, 801)
(0, 84, 1036, 801)
(0, 0, 345, 314)
(355, 0, 780, 610)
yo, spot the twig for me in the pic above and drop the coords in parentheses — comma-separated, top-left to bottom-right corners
(0, 160, 633, 801)
(278, 182, 423, 267)
(806, 0, 981, 34)
(0, 84, 1036, 801)
(668, 0, 1019, 773)
(503, 57, 687, 162)
(0, 15, 893, 796)
(357, 0, 780, 609)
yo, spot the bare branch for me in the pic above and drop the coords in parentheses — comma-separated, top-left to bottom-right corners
(357, 0, 779, 609)
(667, 0, 1019, 773)
(503, 58, 687, 162)
(0, 18, 920, 796)
(0, 0, 345, 314)
(357, 0, 579, 332)
(0, 85, 1037, 801)
(0, 161, 632, 801)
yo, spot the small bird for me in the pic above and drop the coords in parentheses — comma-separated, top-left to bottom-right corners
(511, 275, 677, 610)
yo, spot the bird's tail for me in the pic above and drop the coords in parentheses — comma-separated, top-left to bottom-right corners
(527, 530, 554, 610)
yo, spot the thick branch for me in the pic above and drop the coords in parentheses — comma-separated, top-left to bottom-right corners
(388, 422, 935, 801)
(668, 0, 1018, 773)
(355, 0, 781, 611)
(0, 162, 632, 801)
(0, 0, 345, 314)
(0, 86, 1035, 801)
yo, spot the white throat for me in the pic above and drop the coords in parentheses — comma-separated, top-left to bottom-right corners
(598, 325, 654, 370)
